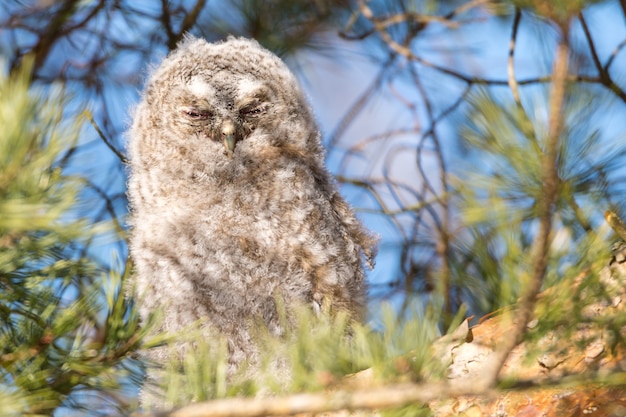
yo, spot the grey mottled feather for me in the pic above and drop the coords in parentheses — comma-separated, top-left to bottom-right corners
(127, 36, 377, 400)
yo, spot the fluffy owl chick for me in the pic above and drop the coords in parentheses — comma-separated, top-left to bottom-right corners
(127, 36, 377, 375)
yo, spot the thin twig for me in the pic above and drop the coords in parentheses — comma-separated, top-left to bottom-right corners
(355, 0, 626, 105)
(446, 0, 491, 19)
(508, 8, 522, 106)
(336, 175, 398, 218)
(328, 57, 394, 150)
(83, 110, 128, 164)
(604, 38, 626, 72)
(374, 12, 460, 30)
(30, 0, 82, 71)
(179, 0, 207, 37)
(579, 12, 603, 74)
(579, 12, 626, 104)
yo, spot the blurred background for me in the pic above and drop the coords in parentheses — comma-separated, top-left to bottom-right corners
(2, 0, 626, 414)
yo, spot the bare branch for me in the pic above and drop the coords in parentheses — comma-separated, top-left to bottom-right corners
(579, 12, 603, 74)
(328, 58, 394, 150)
(29, 0, 82, 70)
(172, 0, 208, 49)
(579, 12, 626, 104)
(410, 64, 452, 320)
(130, 381, 490, 417)
(160, 0, 177, 49)
(83, 110, 128, 165)
(373, 11, 460, 30)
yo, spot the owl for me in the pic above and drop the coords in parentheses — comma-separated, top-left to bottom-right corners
(127, 36, 377, 397)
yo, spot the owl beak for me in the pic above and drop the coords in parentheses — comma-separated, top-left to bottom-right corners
(221, 120, 236, 158)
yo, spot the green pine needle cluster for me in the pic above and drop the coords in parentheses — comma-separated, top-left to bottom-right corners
(146, 303, 451, 411)
(0, 63, 148, 416)
(452, 86, 626, 315)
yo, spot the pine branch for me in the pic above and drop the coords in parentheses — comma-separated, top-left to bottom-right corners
(131, 381, 489, 417)
(479, 22, 571, 388)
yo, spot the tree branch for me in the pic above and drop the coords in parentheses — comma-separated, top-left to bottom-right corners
(508, 8, 522, 106)
(480, 23, 571, 388)
(579, 12, 626, 104)
(130, 381, 490, 417)
(83, 110, 128, 165)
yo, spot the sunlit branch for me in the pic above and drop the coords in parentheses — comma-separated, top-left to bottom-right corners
(130, 381, 493, 417)
(355, 0, 626, 106)
(160, 0, 176, 49)
(508, 8, 522, 107)
(483, 23, 571, 388)
(604, 38, 626, 72)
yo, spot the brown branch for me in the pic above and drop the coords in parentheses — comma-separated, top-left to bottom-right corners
(480, 24, 571, 388)
(373, 11, 460, 30)
(83, 110, 128, 165)
(160, 0, 177, 50)
(355, 1, 626, 105)
(130, 381, 490, 417)
(163, 0, 208, 50)
(604, 38, 626, 72)
(178, 0, 207, 43)
(356, 2, 532, 87)
(336, 175, 399, 219)
(341, 0, 488, 40)
(30, 0, 82, 70)
(508, 8, 522, 106)
(446, 0, 491, 19)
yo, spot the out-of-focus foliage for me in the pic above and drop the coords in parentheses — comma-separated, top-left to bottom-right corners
(0, 63, 154, 416)
(198, 0, 353, 54)
(512, 0, 604, 21)
(453, 87, 626, 313)
(151, 304, 449, 411)
(337, 0, 626, 321)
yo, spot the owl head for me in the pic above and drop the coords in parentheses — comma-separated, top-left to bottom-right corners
(132, 36, 321, 169)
